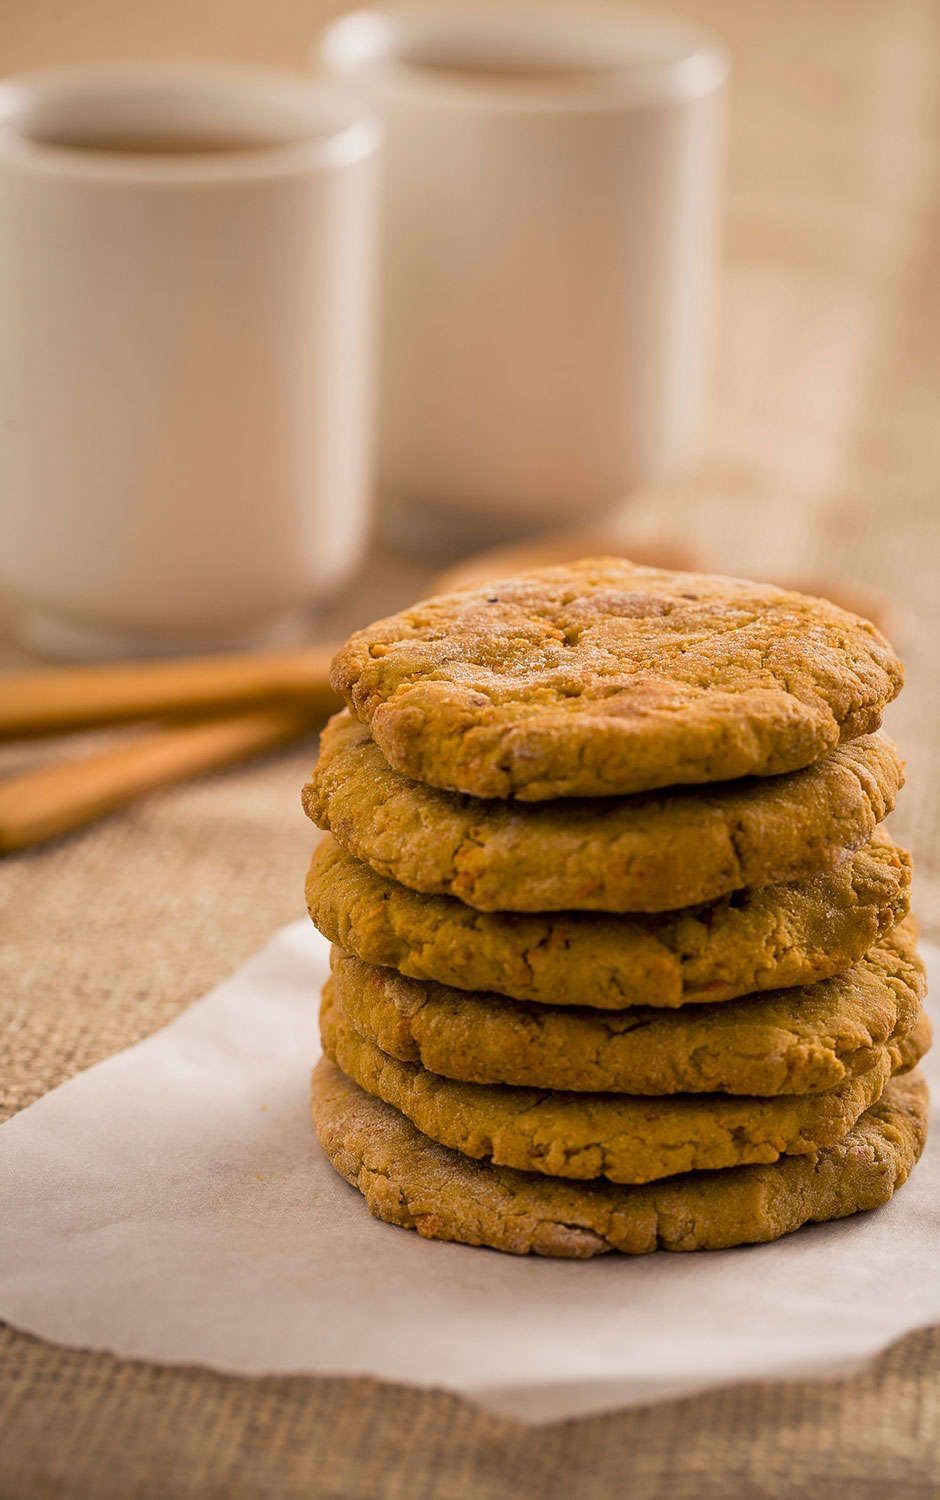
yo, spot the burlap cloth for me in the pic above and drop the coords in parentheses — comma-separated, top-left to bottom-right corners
(2, 0, 939, 1493)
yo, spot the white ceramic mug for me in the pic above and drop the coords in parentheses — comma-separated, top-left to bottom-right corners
(0, 66, 380, 658)
(320, 3, 728, 553)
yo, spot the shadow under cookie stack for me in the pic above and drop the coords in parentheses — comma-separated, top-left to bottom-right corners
(303, 560, 931, 1258)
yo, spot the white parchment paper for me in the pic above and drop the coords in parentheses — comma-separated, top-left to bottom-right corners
(0, 923, 937, 1424)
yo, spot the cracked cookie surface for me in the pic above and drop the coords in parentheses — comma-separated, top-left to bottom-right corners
(319, 984, 928, 1184)
(307, 830, 910, 1007)
(312, 1062, 928, 1256)
(328, 918, 926, 1095)
(303, 714, 903, 912)
(329, 559, 902, 800)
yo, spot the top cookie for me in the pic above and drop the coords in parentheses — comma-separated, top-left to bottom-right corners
(330, 559, 902, 800)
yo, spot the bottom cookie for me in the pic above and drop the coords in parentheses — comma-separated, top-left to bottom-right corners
(311, 1060, 928, 1258)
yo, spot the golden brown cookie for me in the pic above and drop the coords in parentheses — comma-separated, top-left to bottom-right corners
(312, 1062, 929, 1257)
(308, 831, 910, 1008)
(328, 919, 927, 1095)
(330, 560, 902, 800)
(319, 985, 929, 1184)
(303, 714, 903, 912)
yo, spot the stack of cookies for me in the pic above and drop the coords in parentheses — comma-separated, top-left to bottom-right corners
(303, 560, 930, 1257)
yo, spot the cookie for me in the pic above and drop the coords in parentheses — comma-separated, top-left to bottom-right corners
(329, 560, 902, 800)
(319, 985, 928, 1184)
(328, 919, 926, 1095)
(312, 1062, 928, 1256)
(308, 831, 910, 1008)
(303, 715, 903, 912)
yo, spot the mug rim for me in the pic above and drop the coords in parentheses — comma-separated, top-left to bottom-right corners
(319, 1, 728, 113)
(0, 63, 381, 182)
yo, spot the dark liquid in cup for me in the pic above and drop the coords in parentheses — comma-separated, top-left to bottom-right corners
(34, 129, 276, 155)
(408, 59, 604, 86)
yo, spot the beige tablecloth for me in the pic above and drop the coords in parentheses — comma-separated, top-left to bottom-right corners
(2, 0, 939, 1494)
